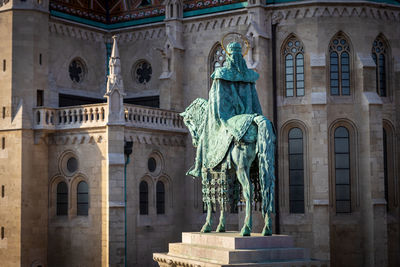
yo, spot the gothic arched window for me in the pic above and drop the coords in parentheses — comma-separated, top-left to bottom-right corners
(329, 33, 351, 96)
(283, 36, 304, 97)
(57, 182, 68, 216)
(210, 44, 227, 74)
(372, 36, 388, 97)
(139, 181, 148, 215)
(156, 181, 165, 214)
(77, 181, 89, 216)
(288, 127, 305, 213)
(334, 126, 351, 213)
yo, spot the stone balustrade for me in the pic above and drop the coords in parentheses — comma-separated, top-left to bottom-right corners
(124, 104, 186, 132)
(33, 104, 108, 130)
(33, 103, 186, 132)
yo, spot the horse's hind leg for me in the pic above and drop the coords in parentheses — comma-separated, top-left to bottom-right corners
(261, 212, 272, 236)
(237, 167, 252, 236)
(201, 201, 212, 233)
(216, 206, 225, 232)
(200, 171, 212, 233)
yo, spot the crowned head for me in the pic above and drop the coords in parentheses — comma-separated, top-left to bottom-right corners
(227, 42, 242, 55)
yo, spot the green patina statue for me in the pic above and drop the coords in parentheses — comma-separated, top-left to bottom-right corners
(180, 40, 276, 236)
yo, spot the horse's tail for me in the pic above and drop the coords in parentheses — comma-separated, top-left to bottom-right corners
(254, 116, 276, 217)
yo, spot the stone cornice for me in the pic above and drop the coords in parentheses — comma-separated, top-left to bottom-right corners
(269, 3, 400, 24)
(49, 21, 105, 42)
(125, 132, 186, 147)
(183, 11, 249, 33)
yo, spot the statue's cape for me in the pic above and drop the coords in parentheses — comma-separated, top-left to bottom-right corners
(188, 60, 262, 177)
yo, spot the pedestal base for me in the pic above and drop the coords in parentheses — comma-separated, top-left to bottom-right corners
(153, 232, 329, 267)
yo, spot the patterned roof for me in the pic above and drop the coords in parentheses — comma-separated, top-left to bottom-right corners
(50, 0, 247, 26)
(49, 0, 400, 28)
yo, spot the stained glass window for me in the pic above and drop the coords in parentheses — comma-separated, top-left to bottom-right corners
(372, 37, 387, 97)
(77, 181, 89, 216)
(288, 128, 304, 213)
(57, 182, 68, 216)
(329, 34, 351, 96)
(139, 181, 148, 215)
(156, 181, 165, 214)
(69, 59, 85, 83)
(135, 61, 152, 84)
(211, 45, 227, 73)
(283, 37, 305, 97)
(334, 127, 351, 213)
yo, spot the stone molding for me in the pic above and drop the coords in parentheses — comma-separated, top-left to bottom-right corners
(183, 13, 249, 33)
(49, 21, 105, 43)
(36, 133, 104, 145)
(125, 133, 186, 147)
(117, 27, 166, 43)
(271, 5, 400, 24)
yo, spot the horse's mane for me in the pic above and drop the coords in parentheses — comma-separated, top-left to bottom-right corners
(180, 98, 208, 142)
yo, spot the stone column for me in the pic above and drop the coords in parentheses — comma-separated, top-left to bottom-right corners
(356, 54, 388, 267)
(105, 36, 127, 266)
(159, 0, 185, 111)
(246, 2, 272, 117)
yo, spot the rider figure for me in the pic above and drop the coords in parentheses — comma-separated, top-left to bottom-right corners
(188, 42, 263, 178)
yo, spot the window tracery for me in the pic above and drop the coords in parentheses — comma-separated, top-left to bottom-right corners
(57, 182, 68, 216)
(334, 126, 351, 213)
(156, 181, 165, 214)
(139, 181, 149, 215)
(288, 127, 304, 213)
(372, 36, 388, 97)
(69, 58, 86, 83)
(77, 181, 89, 216)
(211, 44, 227, 73)
(283, 36, 304, 97)
(329, 33, 351, 96)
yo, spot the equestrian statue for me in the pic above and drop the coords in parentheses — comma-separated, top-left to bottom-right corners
(180, 33, 276, 236)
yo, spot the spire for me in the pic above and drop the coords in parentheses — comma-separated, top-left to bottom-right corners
(105, 35, 125, 124)
(111, 35, 120, 59)
(107, 35, 124, 93)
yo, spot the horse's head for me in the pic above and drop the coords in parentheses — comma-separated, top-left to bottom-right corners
(180, 98, 208, 147)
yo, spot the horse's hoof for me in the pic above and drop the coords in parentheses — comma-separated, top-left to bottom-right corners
(200, 223, 212, 233)
(261, 227, 272, 236)
(216, 224, 225, 232)
(240, 225, 251, 236)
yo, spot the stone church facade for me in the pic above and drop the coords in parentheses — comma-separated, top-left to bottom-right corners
(0, 0, 399, 266)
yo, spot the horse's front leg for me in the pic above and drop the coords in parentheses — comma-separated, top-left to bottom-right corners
(201, 201, 213, 233)
(261, 211, 272, 236)
(216, 206, 225, 232)
(238, 170, 252, 236)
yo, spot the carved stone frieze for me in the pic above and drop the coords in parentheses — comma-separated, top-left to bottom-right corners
(270, 5, 400, 24)
(125, 133, 186, 147)
(49, 22, 105, 42)
(117, 27, 166, 43)
(183, 13, 249, 33)
(35, 132, 104, 145)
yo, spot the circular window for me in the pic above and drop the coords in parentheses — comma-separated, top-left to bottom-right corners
(67, 157, 78, 173)
(69, 58, 86, 83)
(133, 60, 152, 84)
(59, 151, 79, 177)
(148, 157, 157, 172)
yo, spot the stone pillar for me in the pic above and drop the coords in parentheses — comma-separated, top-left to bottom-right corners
(356, 54, 388, 267)
(309, 51, 330, 261)
(246, 2, 272, 117)
(105, 36, 127, 266)
(159, 0, 184, 111)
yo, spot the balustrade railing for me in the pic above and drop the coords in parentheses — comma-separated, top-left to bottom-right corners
(124, 104, 186, 132)
(33, 104, 107, 130)
(33, 103, 186, 132)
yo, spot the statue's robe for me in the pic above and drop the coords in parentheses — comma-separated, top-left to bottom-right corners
(188, 52, 263, 177)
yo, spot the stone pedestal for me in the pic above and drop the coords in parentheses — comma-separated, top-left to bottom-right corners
(153, 232, 329, 267)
